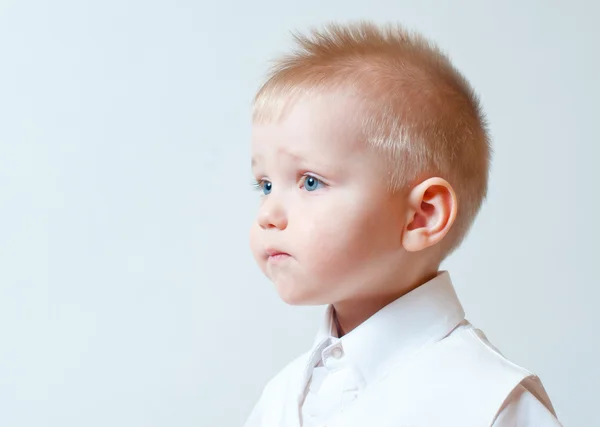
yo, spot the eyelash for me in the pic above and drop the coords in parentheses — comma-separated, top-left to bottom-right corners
(251, 174, 324, 192)
(251, 179, 264, 191)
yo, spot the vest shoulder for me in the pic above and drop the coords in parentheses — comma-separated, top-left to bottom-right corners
(449, 323, 556, 415)
(335, 324, 554, 426)
(447, 323, 534, 376)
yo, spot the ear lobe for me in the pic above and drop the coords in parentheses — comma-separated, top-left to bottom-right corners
(401, 178, 458, 252)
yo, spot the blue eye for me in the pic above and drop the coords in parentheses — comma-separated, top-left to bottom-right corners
(302, 176, 323, 192)
(261, 180, 272, 195)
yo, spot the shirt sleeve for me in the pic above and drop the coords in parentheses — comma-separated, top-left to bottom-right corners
(492, 384, 563, 426)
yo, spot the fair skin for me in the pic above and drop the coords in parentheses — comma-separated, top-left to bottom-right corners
(249, 93, 458, 336)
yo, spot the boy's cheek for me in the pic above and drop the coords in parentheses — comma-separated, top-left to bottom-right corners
(248, 225, 266, 269)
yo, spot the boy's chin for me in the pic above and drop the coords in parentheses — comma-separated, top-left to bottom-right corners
(274, 281, 325, 306)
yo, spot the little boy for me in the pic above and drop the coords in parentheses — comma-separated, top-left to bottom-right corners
(245, 21, 561, 426)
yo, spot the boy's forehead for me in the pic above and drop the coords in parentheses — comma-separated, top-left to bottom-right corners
(251, 125, 342, 172)
(251, 146, 337, 178)
(251, 94, 365, 156)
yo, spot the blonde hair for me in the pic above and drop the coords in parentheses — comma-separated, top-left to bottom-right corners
(253, 21, 492, 258)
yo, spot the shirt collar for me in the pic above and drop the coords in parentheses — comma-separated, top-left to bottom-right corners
(309, 270, 465, 385)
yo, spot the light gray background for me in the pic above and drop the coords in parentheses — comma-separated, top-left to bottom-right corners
(0, 0, 597, 426)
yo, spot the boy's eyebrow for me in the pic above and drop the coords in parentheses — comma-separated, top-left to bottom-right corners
(251, 151, 307, 169)
(251, 150, 332, 172)
(286, 151, 308, 164)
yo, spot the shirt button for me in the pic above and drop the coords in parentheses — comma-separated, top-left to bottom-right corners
(331, 346, 343, 359)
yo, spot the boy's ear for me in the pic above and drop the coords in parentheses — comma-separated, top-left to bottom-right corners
(401, 177, 458, 252)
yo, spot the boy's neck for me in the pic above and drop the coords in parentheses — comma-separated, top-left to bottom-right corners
(332, 268, 439, 338)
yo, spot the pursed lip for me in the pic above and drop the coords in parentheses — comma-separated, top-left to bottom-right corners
(265, 248, 291, 259)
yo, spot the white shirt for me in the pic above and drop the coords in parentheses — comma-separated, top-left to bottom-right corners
(245, 271, 562, 427)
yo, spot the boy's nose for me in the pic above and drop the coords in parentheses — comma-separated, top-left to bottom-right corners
(258, 199, 288, 230)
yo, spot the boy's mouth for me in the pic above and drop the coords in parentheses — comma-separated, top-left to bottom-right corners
(265, 248, 291, 261)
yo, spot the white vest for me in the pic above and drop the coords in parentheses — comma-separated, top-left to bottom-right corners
(244, 323, 556, 427)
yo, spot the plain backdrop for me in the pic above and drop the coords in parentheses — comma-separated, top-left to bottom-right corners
(1, 0, 597, 426)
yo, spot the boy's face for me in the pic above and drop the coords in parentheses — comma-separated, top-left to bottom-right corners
(250, 95, 407, 306)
